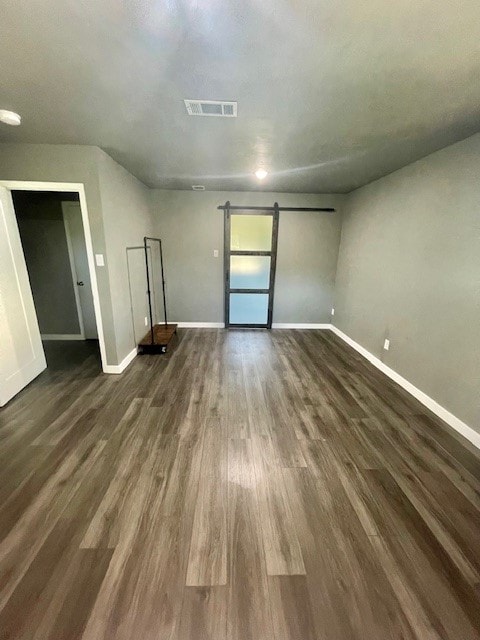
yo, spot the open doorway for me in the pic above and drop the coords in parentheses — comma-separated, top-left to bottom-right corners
(11, 190, 100, 371)
(0, 181, 107, 406)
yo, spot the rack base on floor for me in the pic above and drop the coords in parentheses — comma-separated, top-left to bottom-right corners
(138, 324, 177, 354)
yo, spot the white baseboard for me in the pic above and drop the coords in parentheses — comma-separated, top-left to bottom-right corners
(174, 322, 331, 329)
(103, 347, 138, 375)
(272, 323, 331, 329)
(41, 334, 85, 341)
(330, 325, 480, 451)
(175, 322, 225, 328)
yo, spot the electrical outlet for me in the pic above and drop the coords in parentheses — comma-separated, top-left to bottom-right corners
(331, 308, 335, 316)
(213, 249, 219, 258)
(144, 317, 148, 326)
(383, 339, 390, 351)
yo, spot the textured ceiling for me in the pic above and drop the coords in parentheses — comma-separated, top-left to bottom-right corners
(1, 0, 479, 192)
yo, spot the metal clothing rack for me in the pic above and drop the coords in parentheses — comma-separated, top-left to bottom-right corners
(144, 237, 168, 338)
(138, 236, 177, 354)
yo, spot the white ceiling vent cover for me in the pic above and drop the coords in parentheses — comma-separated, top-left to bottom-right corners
(184, 99, 237, 117)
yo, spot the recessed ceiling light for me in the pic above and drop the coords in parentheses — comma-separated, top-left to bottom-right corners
(255, 168, 268, 180)
(192, 185, 205, 191)
(0, 110, 21, 126)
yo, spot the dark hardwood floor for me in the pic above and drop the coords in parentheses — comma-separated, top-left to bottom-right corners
(1, 329, 479, 639)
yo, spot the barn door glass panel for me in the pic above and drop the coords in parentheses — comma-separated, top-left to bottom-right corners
(230, 215, 272, 251)
(229, 293, 269, 325)
(230, 255, 271, 289)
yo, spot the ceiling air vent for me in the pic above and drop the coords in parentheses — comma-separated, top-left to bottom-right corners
(184, 99, 237, 118)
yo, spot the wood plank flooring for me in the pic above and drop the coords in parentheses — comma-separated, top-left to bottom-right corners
(1, 330, 480, 639)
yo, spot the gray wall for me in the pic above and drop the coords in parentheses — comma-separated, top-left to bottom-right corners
(0, 143, 154, 366)
(150, 190, 344, 324)
(14, 192, 80, 335)
(97, 151, 154, 360)
(334, 133, 480, 430)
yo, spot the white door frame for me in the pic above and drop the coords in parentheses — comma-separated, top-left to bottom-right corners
(0, 181, 108, 372)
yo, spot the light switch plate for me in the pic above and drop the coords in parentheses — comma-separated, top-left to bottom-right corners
(331, 308, 335, 316)
(95, 253, 105, 267)
(383, 339, 390, 351)
(213, 249, 219, 258)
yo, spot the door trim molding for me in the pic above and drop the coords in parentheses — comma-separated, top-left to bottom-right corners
(0, 181, 108, 373)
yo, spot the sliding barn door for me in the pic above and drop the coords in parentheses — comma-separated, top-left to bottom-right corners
(224, 205, 279, 328)
(0, 186, 46, 406)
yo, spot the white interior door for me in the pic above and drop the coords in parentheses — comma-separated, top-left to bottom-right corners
(62, 202, 98, 339)
(0, 186, 47, 406)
